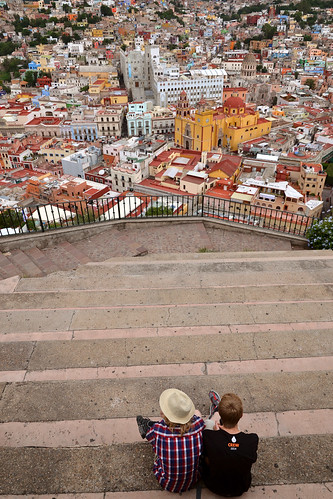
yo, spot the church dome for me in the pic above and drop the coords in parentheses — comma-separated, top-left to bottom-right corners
(242, 52, 257, 66)
(224, 95, 245, 109)
(241, 53, 257, 79)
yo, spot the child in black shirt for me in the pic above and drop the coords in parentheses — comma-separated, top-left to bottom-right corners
(202, 392, 259, 497)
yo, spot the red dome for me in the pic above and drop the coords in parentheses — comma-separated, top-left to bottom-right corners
(224, 96, 245, 108)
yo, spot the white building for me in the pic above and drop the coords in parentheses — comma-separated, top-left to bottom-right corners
(153, 68, 227, 107)
(62, 146, 101, 178)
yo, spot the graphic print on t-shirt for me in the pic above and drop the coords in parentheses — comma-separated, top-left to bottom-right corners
(229, 435, 239, 450)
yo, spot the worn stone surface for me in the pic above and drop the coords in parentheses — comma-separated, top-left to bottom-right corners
(1, 372, 331, 423)
(69, 302, 333, 331)
(0, 342, 34, 371)
(0, 275, 20, 293)
(15, 266, 333, 293)
(24, 329, 333, 370)
(0, 436, 332, 494)
(0, 310, 74, 334)
(1, 283, 333, 310)
(0, 382, 6, 398)
(6, 283, 333, 308)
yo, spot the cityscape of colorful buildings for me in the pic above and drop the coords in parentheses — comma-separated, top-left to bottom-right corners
(0, 0, 333, 231)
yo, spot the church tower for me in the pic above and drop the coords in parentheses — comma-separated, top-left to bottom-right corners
(176, 90, 191, 118)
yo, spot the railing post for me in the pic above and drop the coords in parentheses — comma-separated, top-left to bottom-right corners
(117, 198, 121, 219)
(36, 206, 44, 232)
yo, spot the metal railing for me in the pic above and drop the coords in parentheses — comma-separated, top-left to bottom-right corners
(0, 194, 314, 238)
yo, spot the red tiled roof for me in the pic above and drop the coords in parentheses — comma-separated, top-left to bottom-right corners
(26, 117, 62, 126)
(182, 174, 205, 185)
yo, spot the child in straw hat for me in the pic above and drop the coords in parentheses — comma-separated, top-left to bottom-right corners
(136, 388, 205, 494)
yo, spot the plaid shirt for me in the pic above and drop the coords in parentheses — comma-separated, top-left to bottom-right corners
(146, 415, 205, 493)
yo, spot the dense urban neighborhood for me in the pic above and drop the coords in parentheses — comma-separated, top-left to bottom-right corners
(0, 0, 332, 242)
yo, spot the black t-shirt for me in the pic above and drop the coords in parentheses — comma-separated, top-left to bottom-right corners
(202, 428, 259, 497)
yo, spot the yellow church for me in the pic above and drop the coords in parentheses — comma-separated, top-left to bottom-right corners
(174, 91, 271, 152)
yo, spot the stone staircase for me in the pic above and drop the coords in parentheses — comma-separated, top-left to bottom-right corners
(0, 250, 332, 498)
(0, 220, 295, 280)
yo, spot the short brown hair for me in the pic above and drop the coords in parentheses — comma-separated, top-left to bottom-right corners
(218, 393, 243, 428)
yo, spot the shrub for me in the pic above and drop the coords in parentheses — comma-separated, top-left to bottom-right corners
(306, 216, 333, 250)
(145, 206, 173, 217)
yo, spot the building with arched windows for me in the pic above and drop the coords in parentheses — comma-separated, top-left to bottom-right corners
(241, 53, 257, 79)
(174, 92, 272, 152)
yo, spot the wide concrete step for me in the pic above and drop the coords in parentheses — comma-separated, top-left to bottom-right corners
(1, 370, 331, 422)
(0, 435, 332, 495)
(2, 486, 333, 498)
(2, 299, 332, 334)
(2, 409, 332, 447)
(2, 283, 333, 310)
(1, 328, 331, 371)
(14, 251, 333, 292)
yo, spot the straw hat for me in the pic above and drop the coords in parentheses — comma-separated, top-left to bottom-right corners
(159, 388, 195, 424)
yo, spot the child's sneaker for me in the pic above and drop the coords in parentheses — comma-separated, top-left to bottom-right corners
(136, 415, 153, 439)
(209, 390, 221, 418)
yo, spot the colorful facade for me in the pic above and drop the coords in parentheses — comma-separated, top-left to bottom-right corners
(174, 92, 272, 152)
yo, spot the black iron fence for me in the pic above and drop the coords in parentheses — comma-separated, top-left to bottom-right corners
(0, 194, 314, 238)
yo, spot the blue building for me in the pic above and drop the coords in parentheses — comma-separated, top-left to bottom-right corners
(28, 61, 41, 71)
(61, 121, 98, 142)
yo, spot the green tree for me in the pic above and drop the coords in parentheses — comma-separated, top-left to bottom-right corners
(307, 15, 317, 27)
(0, 83, 10, 93)
(157, 9, 175, 20)
(101, 4, 113, 16)
(87, 14, 101, 23)
(61, 33, 72, 44)
(303, 34, 312, 41)
(0, 209, 24, 229)
(0, 71, 11, 81)
(297, 0, 312, 13)
(293, 11, 302, 22)
(80, 84, 89, 92)
(305, 78, 315, 90)
(261, 23, 277, 39)
(0, 40, 16, 56)
(2, 57, 28, 79)
(24, 70, 37, 86)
